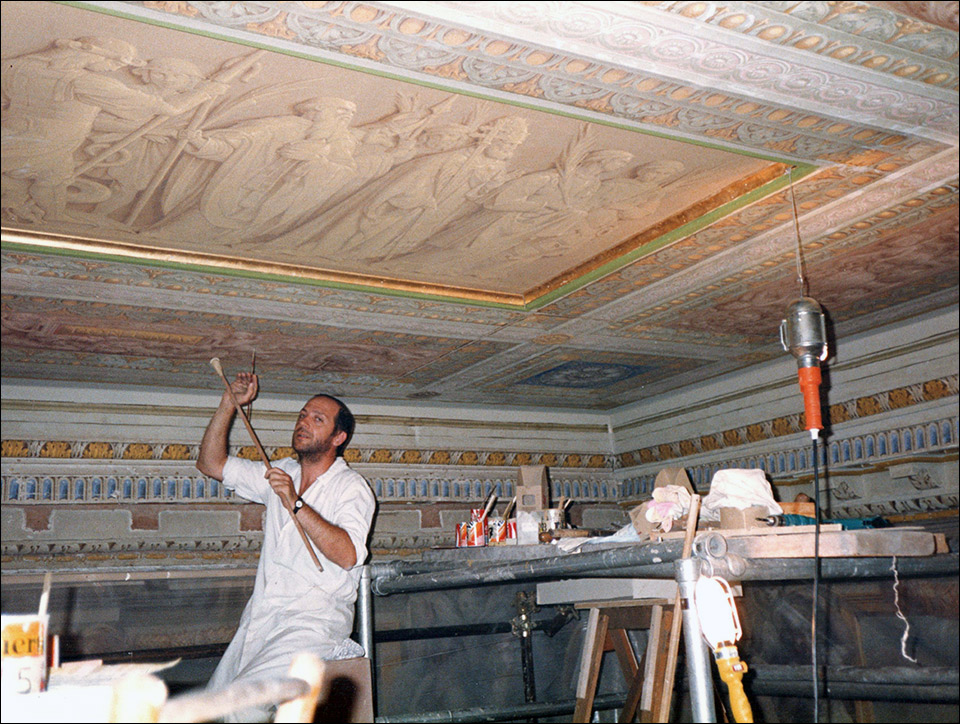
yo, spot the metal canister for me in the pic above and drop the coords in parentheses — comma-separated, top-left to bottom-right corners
(488, 517, 506, 544)
(466, 518, 487, 546)
(1, 614, 48, 694)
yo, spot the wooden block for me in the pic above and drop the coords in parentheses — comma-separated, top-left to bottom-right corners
(780, 501, 816, 516)
(538, 578, 677, 605)
(725, 529, 937, 558)
(934, 533, 949, 553)
(315, 657, 374, 724)
(719, 505, 767, 529)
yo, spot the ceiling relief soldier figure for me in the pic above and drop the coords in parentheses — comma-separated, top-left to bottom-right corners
(411, 127, 635, 264)
(81, 57, 226, 220)
(308, 115, 529, 262)
(151, 91, 459, 247)
(584, 159, 688, 238)
(399, 128, 688, 281)
(153, 96, 362, 241)
(268, 93, 459, 248)
(1, 36, 216, 223)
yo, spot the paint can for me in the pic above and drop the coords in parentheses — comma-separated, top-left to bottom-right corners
(455, 522, 468, 547)
(488, 517, 517, 545)
(1, 613, 48, 694)
(541, 508, 565, 531)
(488, 517, 506, 544)
(465, 508, 487, 546)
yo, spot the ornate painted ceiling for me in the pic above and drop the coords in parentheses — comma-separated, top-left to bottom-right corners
(2, 1, 958, 410)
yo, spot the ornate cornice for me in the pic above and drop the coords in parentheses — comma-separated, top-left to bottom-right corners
(637, 1, 958, 89)
(116, 0, 953, 158)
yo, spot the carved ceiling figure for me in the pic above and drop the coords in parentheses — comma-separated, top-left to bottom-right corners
(310, 115, 529, 262)
(583, 159, 687, 237)
(153, 96, 361, 241)
(1, 37, 210, 223)
(271, 93, 458, 246)
(82, 57, 222, 219)
(411, 140, 637, 269)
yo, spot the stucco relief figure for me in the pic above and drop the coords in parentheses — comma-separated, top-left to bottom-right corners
(348, 94, 456, 195)
(82, 57, 224, 219)
(584, 159, 687, 237)
(1, 37, 213, 223)
(307, 115, 529, 262)
(154, 96, 361, 241)
(272, 94, 459, 246)
(410, 142, 637, 271)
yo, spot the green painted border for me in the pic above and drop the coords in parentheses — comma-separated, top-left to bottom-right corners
(527, 163, 817, 310)
(6, 1, 819, 310)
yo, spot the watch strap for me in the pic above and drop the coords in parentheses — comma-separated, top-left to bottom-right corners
(292, 495, 305, 514)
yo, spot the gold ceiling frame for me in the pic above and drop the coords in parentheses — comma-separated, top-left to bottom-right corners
(2, 1, 819, 310)
(1, 163, 807, 311)
(0, 227, 524, 307)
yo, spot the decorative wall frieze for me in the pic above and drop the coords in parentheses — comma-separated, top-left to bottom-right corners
(1, 459, 620, 505)
(617, 374, 959, 470)
(2, 535, 262, 559)
(831, 492, 960, 520)
(0, 438, 612, 468)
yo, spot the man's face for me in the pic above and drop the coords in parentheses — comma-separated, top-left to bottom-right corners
(292, 396, 345, 460)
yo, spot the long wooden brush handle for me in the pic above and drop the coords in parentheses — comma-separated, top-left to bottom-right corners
(210, 358, 323, 571)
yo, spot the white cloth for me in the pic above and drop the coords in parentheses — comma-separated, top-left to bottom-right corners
(208, 455, 375, 711)
(701, 468, 782, 521)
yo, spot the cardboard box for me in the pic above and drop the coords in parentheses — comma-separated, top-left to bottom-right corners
(516, 465, 550, 513)
(719, 505, 767, 529)
(630, 467, 695, 536)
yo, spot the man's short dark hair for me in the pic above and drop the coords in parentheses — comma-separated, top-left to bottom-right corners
(311, 394, 355, 457)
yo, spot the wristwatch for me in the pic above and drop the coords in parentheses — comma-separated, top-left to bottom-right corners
(292, 496, 305, 515)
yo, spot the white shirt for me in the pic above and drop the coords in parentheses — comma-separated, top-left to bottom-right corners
(209, 455, 376, 692)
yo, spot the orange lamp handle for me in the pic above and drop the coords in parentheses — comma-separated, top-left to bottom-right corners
(797, 365, 823, 433)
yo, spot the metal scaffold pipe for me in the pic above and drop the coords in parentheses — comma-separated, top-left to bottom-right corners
(370, 539, 690, 595)
(370, 548, 958, 596)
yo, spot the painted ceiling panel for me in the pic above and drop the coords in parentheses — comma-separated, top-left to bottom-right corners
(2, 1, 957, 410)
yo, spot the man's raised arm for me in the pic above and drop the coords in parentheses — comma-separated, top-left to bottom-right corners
(196, 372, 258, 481)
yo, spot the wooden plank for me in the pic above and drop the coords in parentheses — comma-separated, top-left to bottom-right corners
(725, 529, 936, 558)
(574, 598, 670, 610)
(654, 523, 841, 540)
(609, 628, 639, 680)
(574, 609, 610, 723)
(655, 495, 700, 723)
(604, 605, 655, 633)
(575, 607, 601, 700)
(715, 523, 841, 537)
(642, 606, 672, 723)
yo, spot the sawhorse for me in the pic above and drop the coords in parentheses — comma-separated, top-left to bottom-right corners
(572, 598, 673, 723)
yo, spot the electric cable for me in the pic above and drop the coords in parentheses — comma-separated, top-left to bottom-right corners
(784, 165, 825, 722)
(811, 436, 821, 723)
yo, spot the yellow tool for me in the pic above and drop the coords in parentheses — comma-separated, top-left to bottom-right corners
(695, 575, 754, 723)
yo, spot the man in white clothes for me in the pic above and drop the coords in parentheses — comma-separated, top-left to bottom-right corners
(196, 371, 376, 720)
